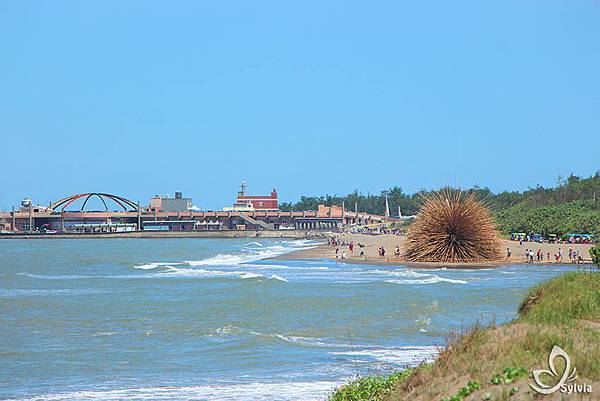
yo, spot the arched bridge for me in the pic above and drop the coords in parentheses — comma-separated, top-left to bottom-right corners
(49, 193, 139, 213)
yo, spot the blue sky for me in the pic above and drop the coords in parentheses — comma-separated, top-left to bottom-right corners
(1, 1, 599, 210)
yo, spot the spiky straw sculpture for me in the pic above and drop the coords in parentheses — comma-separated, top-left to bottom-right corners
(404, 190, 502, 263)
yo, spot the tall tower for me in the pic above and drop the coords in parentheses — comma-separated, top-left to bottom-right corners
(238, 181, 247, 197)
(385, 195, 390, 218)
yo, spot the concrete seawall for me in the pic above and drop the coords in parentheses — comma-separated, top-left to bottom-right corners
(0, 230, 312, 240)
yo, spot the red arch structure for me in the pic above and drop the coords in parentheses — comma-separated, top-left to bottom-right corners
(49, 193, 139, 213)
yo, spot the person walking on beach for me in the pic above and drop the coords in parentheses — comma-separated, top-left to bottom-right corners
(341, 251, 346, 260)
(507, 248, 511, 258)
(525, 249, 529, 262)
(335, 248, 340, 259)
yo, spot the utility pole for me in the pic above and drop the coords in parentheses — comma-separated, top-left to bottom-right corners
(137, 201, 141, 231)
(28, 203, 33, 233)
(385, 195, 390, 218)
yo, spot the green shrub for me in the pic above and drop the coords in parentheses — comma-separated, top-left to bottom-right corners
(329, 369, 413, 401)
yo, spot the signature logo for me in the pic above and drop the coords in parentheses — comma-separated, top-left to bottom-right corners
(530, 345, 592, 395)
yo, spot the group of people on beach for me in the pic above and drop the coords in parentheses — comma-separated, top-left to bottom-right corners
(329, 234, 404, 261)
(511, 247, 585, 264)
(330, 236, 365, 260)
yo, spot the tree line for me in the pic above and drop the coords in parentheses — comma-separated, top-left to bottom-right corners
(279, 172, 600, 236)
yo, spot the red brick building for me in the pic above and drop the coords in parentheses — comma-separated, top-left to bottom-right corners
(236, 189, 279, 210)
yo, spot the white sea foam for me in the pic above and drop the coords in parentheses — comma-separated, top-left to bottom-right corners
(93, 332, 118, 337)
(331, 345, 439, 366)
(386, 276, 467, 285)
(270, 334, 353, 348)
(19, 272, 157, 280)
(250, 264, 330, 271)
(19, 273, 91, 280)
(373, 269, 430, 278)
(8, 381, 341, 401)
(158, 267, 264, 280)
(0, 288, 104, 297)
(185, 254, 251, 266)
(371, 269, 468, 284)
(19, 268, 289, 283)
(153, 267, 289, 282)
(184, 241, 316, 267)
(207, 326, 354, 348)
(133, 262, 179, 270)
(240, 272, 263, 279)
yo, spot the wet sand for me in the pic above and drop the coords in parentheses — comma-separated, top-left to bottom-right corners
(273, 233, 595, 268)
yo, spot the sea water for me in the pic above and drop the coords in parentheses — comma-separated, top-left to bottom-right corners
(0, 238, 579, 400)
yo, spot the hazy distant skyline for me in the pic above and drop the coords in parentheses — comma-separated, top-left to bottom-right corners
(1, 1, 599, 210)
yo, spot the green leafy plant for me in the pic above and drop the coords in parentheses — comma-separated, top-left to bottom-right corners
(441, 380, 481, 401)
(329, 369, 413, 401)
(489, 367, 527, 385)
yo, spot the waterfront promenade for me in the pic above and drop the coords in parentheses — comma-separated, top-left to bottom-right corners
(0, 229, 312, 240)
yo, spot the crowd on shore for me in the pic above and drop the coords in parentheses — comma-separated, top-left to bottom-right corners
(328, 235, 402, 261)
(323, 232, 594, 265)
(515, 246, 586, 264)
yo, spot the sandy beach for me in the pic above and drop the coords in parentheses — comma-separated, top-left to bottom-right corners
(274, 233, 595, 268)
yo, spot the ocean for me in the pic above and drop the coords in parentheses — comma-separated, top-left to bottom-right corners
(0, 238, 578, 400)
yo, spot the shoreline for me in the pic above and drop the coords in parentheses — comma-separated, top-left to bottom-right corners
(271, 233, 596, 269)
(0, 229, 311, 240)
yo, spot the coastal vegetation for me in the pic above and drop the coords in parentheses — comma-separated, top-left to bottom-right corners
(404, 191, 501, 263)
(329, 369, 415, 401)
(280, 173, 600, 236)
(328, 272, 600, 401)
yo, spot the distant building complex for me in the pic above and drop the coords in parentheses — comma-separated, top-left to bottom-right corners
(149, 192, 193, 213)
(223, 182, 279, 212)
(0, 183, 392, 234)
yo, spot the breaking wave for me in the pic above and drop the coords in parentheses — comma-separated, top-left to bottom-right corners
(0, 288, 106, 297)
(386, 277, 468, 285)
(153, 267, 284, 282)
(184, 240, 317, 266)
(331, 346, 439, 366)
(6, 381, 341, 401)
(133, 262, 181, 270)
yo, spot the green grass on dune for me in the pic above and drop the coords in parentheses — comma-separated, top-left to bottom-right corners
(328, 369, 415, 401)
(518, 271, 600, 326)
